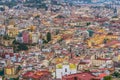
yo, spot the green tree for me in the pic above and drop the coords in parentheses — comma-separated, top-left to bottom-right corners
(2, 76, 5, 80)
(112, 72, 120, 78)
(103, 39, 108, 44)
(56, 15, 65, 18)
(12, 39, 20, 53)
(17, 44, 28, 51)
(3, 34, 10, 40)
(47, 32, 51, 42)
(0, 69, 4, 76)
(17, 65, 22, 71)
(12, 39, 19, 45)
(103, 76, 112, 80)
(10, 77, 19, 80)
(56, 30, 59, 35)
(86, 22, 91, 26)
(42, 39, 48, 44)
(35, 15, 40, 19)
(87, 30, 94, 37)
(14, 77, 19, 80)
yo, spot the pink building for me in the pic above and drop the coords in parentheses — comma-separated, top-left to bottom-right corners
(22, 31, 29, 44)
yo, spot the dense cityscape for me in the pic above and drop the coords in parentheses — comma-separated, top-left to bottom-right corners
(0, 0, 120, 80)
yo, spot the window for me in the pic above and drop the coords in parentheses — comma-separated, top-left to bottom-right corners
(65, 68, 67, 72)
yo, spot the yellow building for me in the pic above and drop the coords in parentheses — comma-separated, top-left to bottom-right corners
(86, 28, 119, 48)
(106, 35, 118, 40)
(56, 63, 77, 69)
(118, 55, 120, 61)
(87, 33, 118, 48)
(1, 39, 14, 46)
(7, 25, 18, 38)
(87, 34, 106, 47)
(5, 66, 16, 76)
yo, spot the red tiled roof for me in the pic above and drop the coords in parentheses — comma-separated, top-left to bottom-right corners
(84, 56, 92, 60)
(23, 71, 50, 79)
(23, 71, 34, 78)
(31, 75, 40, 79)
(62, 72, 100, 80)
(79, 61, 90, 65)
(96, 58, 111, 61)
(105, 40, 120, 47)
(98, 73, 107, 78)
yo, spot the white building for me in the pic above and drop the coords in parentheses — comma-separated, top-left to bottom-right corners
(16, 36, 23, 43)
(32, 33, 39, 44)
(0, 59, 6, 67)
(0, 26, 5, 36)
(56, 64, 77, 79)
(42, 48, 51, 52)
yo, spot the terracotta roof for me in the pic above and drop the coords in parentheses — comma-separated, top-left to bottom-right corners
(98, 73, 107, 78)
(97, 58, 111, 61)
(22, 70, 50, 79)
(22, 71, 34, 78)
(62, 72, 100, 80)
(105, 40, 120, 47)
